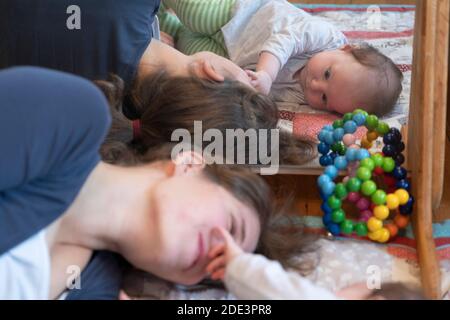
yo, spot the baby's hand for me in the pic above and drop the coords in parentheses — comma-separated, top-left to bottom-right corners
(206, 227, 243, 281)
(246, 70, 273, 95)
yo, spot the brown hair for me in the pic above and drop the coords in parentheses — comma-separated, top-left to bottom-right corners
(95, 72, 316, 166)
(349, 43, 403, 117)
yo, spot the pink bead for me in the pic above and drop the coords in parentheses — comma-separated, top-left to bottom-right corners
(347, 192, 361, 203)
(342, 176, 350, 184)
(349, 144, 360, 150)
(360, 210, 373, 222)
(356, 197, 371, 211)
(343, 134, 356, 146)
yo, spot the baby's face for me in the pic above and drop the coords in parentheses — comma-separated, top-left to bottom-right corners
(296, 47, 374, 114)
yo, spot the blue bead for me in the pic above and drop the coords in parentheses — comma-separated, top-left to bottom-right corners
(393, 166, 407, 180)
(321, 181, 336, 196)
(333, 128, 345, 141)
(397, 142, 406, 152)
(399, 204, 413, 215)
(324, 131, 335, 145)
(320, 192, 328, 201)
(318, 175, 331, 187)
(323, 125, 334, 132)
(383, 133, 396, 145)
(353, 113, 367, 126)
(356, 149, 371, 161)
(330, 152, 339, 160)
(327, 223, 341, 236)
(396, 179, 411, 191)
(383, 144, 398, 157)
(395, 154, 405, 166)
(319, 155, 333, 167)
(322, 214, 333, 226)
(321, 203, 333, 215)
(343, 120, 358, 134)
(318, 142, 330, 155)
(334, 156, 348, 170)
(345, 148, 358, 162)
(324, 165, 339, 179)
(318, 130, 328, 143)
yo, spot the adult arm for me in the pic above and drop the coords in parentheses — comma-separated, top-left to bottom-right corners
(0, 67, 111, 255)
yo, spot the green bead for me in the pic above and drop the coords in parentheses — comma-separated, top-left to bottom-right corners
(343, 113, 354, 122)
(335, 183, 348, 200)
(340, 219, 354, 235)
(346, 178, 362, 192)
(376, 122, 390, 135)
(360, 158, 375, 171)
(357, 167, 372, 181)
(354, 109, 369, 117)
(328, 196, 342, 210)
(333, 120, 344, 129)
(332, 209, 346, 223)
(331, 143, 341, 153)
(371, 190, 387, 205)
(365, 115, 379, 130)
(382, 157, 396, 173)
(355, 223, 369, 237)
(361, 180, 377, 196)
(371, 154, 384, 168)
(338, 145, 347, 156)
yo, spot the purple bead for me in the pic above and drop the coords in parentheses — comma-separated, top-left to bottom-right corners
(360, 210, 373, 222)
(382, 144, 398, 157)
(395, 154, 405, 166)
(347, 192, 361, 203)
(356, 197, 371, 211)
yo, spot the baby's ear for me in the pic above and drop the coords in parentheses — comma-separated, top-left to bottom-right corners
(340, 44, 353, 52)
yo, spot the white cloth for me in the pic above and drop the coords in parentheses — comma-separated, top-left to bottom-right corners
(224, 253, 339, 300)
(0, 230, 50, 300)
(222, 0, 348, 105)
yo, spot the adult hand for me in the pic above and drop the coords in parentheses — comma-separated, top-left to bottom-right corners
(205, 227, 243, 281)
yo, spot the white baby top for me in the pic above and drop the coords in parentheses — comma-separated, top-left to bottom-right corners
(222, 0, 348, 105)
(225, 253, 339, 300)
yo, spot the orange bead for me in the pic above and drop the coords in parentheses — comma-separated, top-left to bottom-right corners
(385, 223, 399, 238)
(367, 131, 379, 142)
(361, 136, 372, 149)
(394, 214, 410, 228)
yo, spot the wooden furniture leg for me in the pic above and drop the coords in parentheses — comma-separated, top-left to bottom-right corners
(409, 0, 449, 299)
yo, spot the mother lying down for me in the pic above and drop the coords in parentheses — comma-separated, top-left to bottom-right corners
(0, 67, 423, 300)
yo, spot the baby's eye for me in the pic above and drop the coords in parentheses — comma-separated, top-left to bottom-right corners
(324, 69, 331, 80)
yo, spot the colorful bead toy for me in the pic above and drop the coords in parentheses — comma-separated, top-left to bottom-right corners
(318, 109, 414, 243)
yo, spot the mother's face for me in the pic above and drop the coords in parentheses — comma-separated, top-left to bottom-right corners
(140, 163, 261, 285)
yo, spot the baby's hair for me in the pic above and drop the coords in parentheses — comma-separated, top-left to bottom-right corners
(349, 43, 404, 117)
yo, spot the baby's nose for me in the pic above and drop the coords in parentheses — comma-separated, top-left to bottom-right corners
(310, 78, 322, 91)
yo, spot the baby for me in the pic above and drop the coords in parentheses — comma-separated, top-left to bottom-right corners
(159, 0, 403, 116)
(206, 227, 424, 300)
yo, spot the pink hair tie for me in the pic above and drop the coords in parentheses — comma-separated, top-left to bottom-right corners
(132, 119, 142, 140)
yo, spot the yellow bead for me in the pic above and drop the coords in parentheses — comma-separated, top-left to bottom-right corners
(386, 194, 400, 210)
(361, 136, 372, 149)
(374, 205, 390, 220)
(377, 228, 390, 243)
(395, 189, 410, 205)
(367, 217, 383, 232)
(367, 131, 379, 142)
(368, 231, 381, 241)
